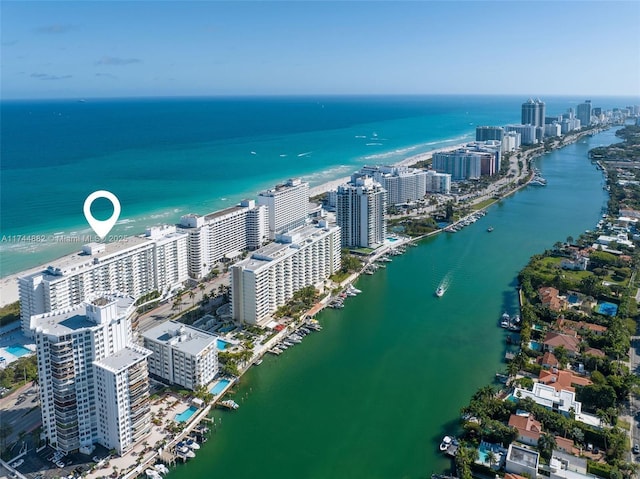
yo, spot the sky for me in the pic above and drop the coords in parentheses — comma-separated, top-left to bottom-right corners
(1, 1, 639, 99)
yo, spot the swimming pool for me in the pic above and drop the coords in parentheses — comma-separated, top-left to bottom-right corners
(597, 301, 618, 316)
(528, 340, 542, 351)
(210, 379, 231, 395)
(386, 237, 398, 242)
(217, 339, 230, 350)
(5, 345, 32, 357)
(175, 406, 198, 423)
(567, 294, 580, 304)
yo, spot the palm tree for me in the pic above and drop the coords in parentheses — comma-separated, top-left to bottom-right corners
(485, 450, 498, 469)
(538, 433, 557, 460)
(189, 291, 195, 308)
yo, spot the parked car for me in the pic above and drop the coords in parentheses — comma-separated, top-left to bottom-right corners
(633, 444, 640, 454)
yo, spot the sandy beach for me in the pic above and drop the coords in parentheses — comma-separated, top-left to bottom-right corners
(1, 142, 469, 307)
(308, 142, 467, 197)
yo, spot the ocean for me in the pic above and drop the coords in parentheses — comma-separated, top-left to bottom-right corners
(0, 95, 635, 277)
(165, 128, 614, 479)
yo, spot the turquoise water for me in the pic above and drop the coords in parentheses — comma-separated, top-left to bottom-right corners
(5, 344, 31, 357)
(597, 301, 618, 316)
(166, 129, 613, 479)
(210, 379, 231, 395)
(1, 96, 635, 277)
(528, 340, 542, 351)
(216, 339, 230, 350)
(175, 406, 198, 423)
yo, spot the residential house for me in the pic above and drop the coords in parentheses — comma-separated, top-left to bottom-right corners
(539, 286, 565, 312)
(539, 352, 560, 369)
(505, 444, 539, 479)
(555, 318, 607, 336)
(538, 368, 593, 393)
(543, 332, 581, 357)
(508, 413, 543, 446)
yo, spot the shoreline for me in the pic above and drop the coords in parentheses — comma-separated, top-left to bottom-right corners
(0, 128, 604, 307)
(0, 141, 469, 306)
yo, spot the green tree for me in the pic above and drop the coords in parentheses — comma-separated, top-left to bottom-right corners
(538, 433, 557, 460)
(485, 450, 498, 469)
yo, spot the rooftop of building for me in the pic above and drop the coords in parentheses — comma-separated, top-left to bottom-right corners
(20, 227, 185, 281)
(142, 320, 217, 356)
(30, 294, 136, 336)
(258, 178, 308, 196)
(507, 444, 539, 468)
(94, 345, 152, 374)
(234, 223, 339, 273)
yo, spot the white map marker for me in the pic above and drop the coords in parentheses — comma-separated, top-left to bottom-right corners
(83, 190, 121, 240)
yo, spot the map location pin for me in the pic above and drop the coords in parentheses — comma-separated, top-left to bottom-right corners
(83, 190, 121, 240)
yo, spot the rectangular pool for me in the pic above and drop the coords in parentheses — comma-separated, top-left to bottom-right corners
(175, 406, 198, 423)
(210, 379, 231, 395)
(217, 339, 230, 350)
(5, 345, 31, 357)
(597, 301, 618, 317)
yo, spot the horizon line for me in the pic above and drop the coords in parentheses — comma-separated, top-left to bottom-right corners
(2, 92, 640, 102)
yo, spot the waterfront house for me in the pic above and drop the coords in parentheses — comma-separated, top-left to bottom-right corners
(513, 383, 581, 417)
(539, 286, 565, 312)
(508, 413, 543, 446)
(543, 332, 581, 357)
(538, 368, 592, 393)
(561, 256, 589, 271)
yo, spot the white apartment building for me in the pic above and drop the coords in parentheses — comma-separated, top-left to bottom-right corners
(257, 178, 310, 239)
(30, 293, 152, 455)
(432, 150, 483, 180)
(19, 227, 188, 336)
(505, 124, 537, 145)
(142, 321, 218, 391)
(545, 123, 562, 137)
(358, 166, 427, 205)
(230, 222, 341, 325)
(177, 199, 268, 279)
(425, 170, 451, 194)
(502, 131, 521, 152)
(336, 177, 387, 249)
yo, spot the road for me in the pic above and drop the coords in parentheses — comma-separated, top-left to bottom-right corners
(627, 336, 640, 462)
(136, 272, 231, 335)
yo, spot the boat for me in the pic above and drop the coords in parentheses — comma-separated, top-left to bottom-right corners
(154, 464, 169, 475)
(255, 359, 263, 365)
(487, 226, 494, 232)
(185, 438, 200, 450)
(435, 286, 445, 297)
(220, 399, 239, 410)
(500, 312, 510, 328)
(439, 435, 453, 451)
(146, 469, 163, 479)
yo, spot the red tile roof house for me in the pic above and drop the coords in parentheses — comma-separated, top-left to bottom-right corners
(538, 352, 560, 369)
(508, 413, 543, 446)
(538, 286, 565, 312)
(538, 369, 593, 393)
(555, 318, 607, 336)
(554, 436, 580, 455)
(583, 347, 606, 358)
(543, 332, 581, 357)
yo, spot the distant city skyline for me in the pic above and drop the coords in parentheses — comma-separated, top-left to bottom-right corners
(1, 1, 639, 99)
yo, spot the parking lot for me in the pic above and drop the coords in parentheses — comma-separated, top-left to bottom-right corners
(11, 445, 110, 479)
